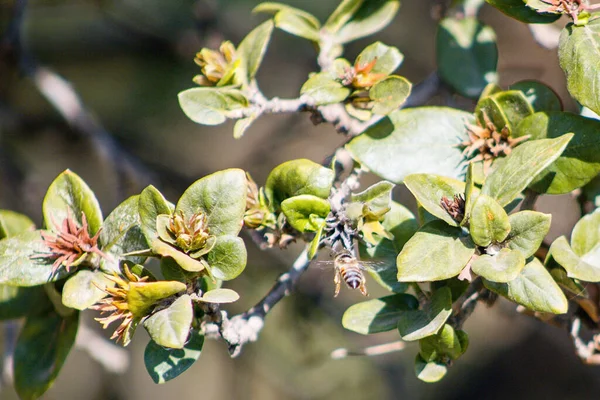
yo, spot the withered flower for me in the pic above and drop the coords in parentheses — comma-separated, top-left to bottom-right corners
(33, 212, 107, 274)
(91, 266, 148, 346)
(459, 112, 529, 174)
(244, 173, 276, 230)
(340, 58, 386, 89)
(441, 194, 466, 224)
(157, 211, 216, 257)
(193, 41, 237, 86)
(540, 0, 591, 23)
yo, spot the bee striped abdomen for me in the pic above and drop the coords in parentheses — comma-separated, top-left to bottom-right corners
(341, 266, 363, 289)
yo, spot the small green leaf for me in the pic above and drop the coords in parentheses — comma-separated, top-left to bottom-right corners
(152, 239, 208, 272)
(507, 211, 551, 258)
(300, 72, 351, 105)
(347, 107, 473, 183)
(144, 295, 193, 349)
(510, 80, 562, 112)
(198, 288, 240, 303)
(484, 257, 568, 314)
(14, 306, 79, 400)
(207, 235, 247, 281)
(370, 75, 412, 115)
(481, 134, 573, 206)
(469, 194, 511, 247)
(100, 195, 147, 268)
(0, 285, 44, 320)
(265, 159, 334, 211)
(514, 112, 600, 194)
(404, 174, 471, 227)
(397, 287, 453, 341)
(397, 221, 476, 282)
(437, 17, 498, 98)
(415, 354, 448, 383)
(324, 0, 363, 33)
(484, 0, 561, 23)
(281, 195, 330, 232)
(178, 88, 248, 126)
(355, 41, 404, 75)
(177, 169, 247, 237)
(0, 231, 70, 286)
(471, 248, 525, 282)
(139, 185, 173, 246)
(233, 114, 257, 139)
(42, 170, 103, 235)
(342, 293, 419, 334)
(571, 210, 600, 257)
(128, 280, 187, 317)
(0, 210, 35, 239)
(419, 324, 468, 362)
(236, 20, 274, 84)
(144, 329, 204, 384)
(550, 235, 600, 282)
(333, 0, 400, 44)
(476, 90, 533, 134)
(351, 181, 394, 210)
(61, 269, 114, 311)
(559, 21, 600, 116)
(462, 163, 476, 225)
(254, 3, 321, 41)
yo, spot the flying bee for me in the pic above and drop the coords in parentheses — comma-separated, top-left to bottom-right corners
(315, 252, 390, 297)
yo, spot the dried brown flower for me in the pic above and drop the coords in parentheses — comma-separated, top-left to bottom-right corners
(440, 194, 466, 223)
(340, 58, 386, 89)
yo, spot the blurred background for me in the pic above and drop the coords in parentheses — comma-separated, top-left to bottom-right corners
(1, 0, 599, 399)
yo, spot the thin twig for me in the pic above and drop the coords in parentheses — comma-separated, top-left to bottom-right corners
(331, 340, 406, 360)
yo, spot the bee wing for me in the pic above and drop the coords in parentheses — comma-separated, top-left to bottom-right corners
(312, 260, 337, 270)
(357, 260, 396, 273)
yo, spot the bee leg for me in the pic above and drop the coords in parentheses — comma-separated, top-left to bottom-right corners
(358, 276, 368, 296)
(333, 269, 341, 297)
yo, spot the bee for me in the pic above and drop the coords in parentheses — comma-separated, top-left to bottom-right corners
(316, 251, 389, 297)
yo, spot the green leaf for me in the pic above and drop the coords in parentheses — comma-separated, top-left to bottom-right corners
(14, 306, 78, 400)
(0, 285, 44, 320)
(255, 6, 321, 41)
(177, 169, 247, 237)
(415, 354, 448, 383)
(469, 194, 511, 247)
(559, 21, 600, 116)
(324, 0, 363, 33)
(355, 41, 404, 75)
(139, 185, 173, 246)
(300, 72, 351, 105)
(61, 269, 114, 311)
(510, 80, 562, 112)
(419, 324, 468, 362)
(144, 295, 193, 349)
(0, 210, 35, 239)
(484, 0, 561, 23)
(370, 75, 412, 115)
(462, 163, 476, 225)
(437, 17, 498, 98)
(397, 287, 453, 341)
(514, 112, 600, 194)
(236, 20, 274, 83)
(476, 90, 534, 134)
(265, 159, 334, 211)
(507, 211, 551, 258)
(359, 201, 417, 293)
(281, 195, 330, 232)
(128, 280, 187, 317)
(481, 134, 573, 206)
(334, 0, 401, 44)
(207, 235, 247, 281)
(100, 195, 147, 268)
(397, 221, 476, 282)
(550, 235, 600, 282)
(484, 257, 568, 313)
(571, 210, 600, 256)
(152, 239, 208, 272)
(42, 169, 102, 235)
(178, 88, 248, 126)
(351, 181, 394, 210)
(342, 293, 419, 334)
(404, 174, 471, 227)
(233, 114, 258, 139)
(346, 107, 473, 183)
(0, 231, 70, 286)
(144, 329, 204, 384)
(471, 248, 525, 282)
(197, 288, 240, 303)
